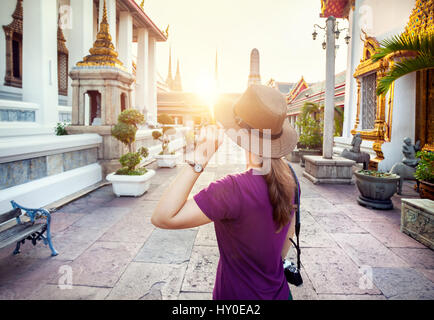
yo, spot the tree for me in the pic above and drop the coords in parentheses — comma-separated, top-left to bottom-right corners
(372, 32, 434, 96)
(299, 102, 344, 137)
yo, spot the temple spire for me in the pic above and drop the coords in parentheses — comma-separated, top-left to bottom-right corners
(166, 46, 173, 88)
(173, 58, 183, 91)
(76, 0, 124, 69)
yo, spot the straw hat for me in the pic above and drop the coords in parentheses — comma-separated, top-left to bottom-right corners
(214, 84, 298, 159)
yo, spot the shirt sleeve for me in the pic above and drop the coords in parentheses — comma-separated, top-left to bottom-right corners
(193, 174, 240, 222)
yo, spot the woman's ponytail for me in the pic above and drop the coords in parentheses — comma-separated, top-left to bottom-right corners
(264, 158, 296, 232)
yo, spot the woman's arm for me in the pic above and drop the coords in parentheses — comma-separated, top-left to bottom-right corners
(151, 125, 223, 229)
(281, 216, 296, 259)
(151, 166, 211, 229)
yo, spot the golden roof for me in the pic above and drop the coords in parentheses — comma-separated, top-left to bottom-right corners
(76, 0, 125, 70)
(403, 0, 433, 37)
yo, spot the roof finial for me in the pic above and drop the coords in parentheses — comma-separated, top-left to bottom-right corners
(102, 0, 108, 23)
(76, 0, 125, 69)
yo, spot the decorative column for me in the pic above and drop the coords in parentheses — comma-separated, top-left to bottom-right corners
(303, 16, 355, 184)
(22, 0, 58, 127)
(118, 11, 133, 73)
(323, 16, 336, 159)
(136, 28, 149, 114)
(147, 36, 157, 123)
(68, 0, 94, 105)
(99, 0, 116, 47)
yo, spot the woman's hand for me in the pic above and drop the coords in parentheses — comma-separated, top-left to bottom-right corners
(193, 125, 225, 167)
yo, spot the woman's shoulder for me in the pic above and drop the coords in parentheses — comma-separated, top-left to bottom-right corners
(217, 169, 264, 190)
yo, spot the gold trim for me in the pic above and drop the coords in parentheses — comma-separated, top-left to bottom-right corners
(351, 35, 391, 166)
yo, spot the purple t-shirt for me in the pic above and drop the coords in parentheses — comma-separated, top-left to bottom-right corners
(193, 168, 291, 300)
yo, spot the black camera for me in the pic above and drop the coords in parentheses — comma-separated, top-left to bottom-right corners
(283, 259, 303, 286)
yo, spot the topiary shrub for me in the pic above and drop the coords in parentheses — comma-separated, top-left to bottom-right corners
(153, 114, 176, 155)
(111, 109, 148, 175)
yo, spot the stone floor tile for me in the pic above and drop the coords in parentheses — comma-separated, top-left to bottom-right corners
(333, 204, 396, 223)
(71, 206, 131, 230)
(314, 214, 367, 234)
(0, 280, 46, 300)
(29, 284, 111, 300)
(300, 197, 336, 214)
(415, 268, 434, 282)
(356, 221, 426, 248)
(132, 200, 159, 217)
(318, 294, 386, 300)
(332, 233, 409, 268)
(53, 225, 106, 243)
(301, 247, 381, 295)
(299, 216, 338, 248)
(106, 262, 187, 300)
(99, 213, 155, 243)
(194, 223, 217, 246)
(59, 241, 142, 287)
(370, 267, 434, 299)
(135, 228, 197, 264)
(50, 212, 85, 234)
(182, 246, 219, 293)
(178, 292, 213, 300)
(390, 248, 434, 269)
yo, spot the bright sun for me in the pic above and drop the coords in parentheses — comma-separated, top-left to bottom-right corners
(194, 72, 219, 116)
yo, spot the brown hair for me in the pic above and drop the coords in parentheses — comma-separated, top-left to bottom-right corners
(264, 158, 296, 232)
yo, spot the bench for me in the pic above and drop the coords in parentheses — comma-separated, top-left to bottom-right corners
(0, 201, 58, 256)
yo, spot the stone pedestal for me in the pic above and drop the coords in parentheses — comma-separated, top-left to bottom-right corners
(401, 198, 434, 249)
(303, 155, 355, 184)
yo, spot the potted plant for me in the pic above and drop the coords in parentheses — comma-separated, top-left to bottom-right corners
(152, 114, 179, 168)
(414, 150, 434, 200)
(354, 170, 400, 210)
(106, 109, 155, 197)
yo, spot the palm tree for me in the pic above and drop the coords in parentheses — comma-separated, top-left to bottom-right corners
(372, 32, 434, 96)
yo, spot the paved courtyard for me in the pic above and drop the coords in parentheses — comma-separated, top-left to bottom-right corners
(0, 139, 433, 300)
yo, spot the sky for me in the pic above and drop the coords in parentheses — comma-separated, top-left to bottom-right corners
(142, 0, 349, 93)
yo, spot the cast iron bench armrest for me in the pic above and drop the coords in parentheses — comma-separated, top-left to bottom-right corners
(6, 200, 58, 256)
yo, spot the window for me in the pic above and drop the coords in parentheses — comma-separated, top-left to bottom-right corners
(361, 72, 377, 130)
(57, 24, 69, 96)
(3, 0, 23, 88)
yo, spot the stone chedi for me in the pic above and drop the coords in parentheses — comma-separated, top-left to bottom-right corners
(66, 0, 135, 176)
(390, 137, 421, 195)
(341, 133, 370, 169)
(248, 48, 261, 86)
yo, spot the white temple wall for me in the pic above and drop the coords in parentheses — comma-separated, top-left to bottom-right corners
(335, 0, 417, 171)
(379, 73, 416, 171)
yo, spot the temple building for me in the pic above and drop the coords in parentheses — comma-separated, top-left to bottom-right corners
(0, 0, 167, 213)
(285, 72, 346, 132)
(157, 49, 219, 126)
(321, 0, 433, 170)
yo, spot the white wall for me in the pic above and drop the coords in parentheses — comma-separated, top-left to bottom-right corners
(338, 0, 417, 171)
(379, 72, 416, 171)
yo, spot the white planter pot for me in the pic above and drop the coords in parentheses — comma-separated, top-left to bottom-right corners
(106, 169, 155, 197)
(155, 153, 180, 168)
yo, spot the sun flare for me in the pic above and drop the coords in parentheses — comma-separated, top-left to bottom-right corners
(194, 72, 219, 117)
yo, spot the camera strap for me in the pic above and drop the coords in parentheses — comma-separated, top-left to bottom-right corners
(286, 161, 301, 271)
